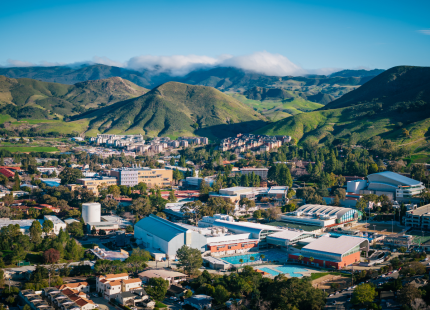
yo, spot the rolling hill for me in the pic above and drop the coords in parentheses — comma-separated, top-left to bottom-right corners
(0, 75, 148, 119)
(75, 82, 268, 139)
(255, 66, 430, 151)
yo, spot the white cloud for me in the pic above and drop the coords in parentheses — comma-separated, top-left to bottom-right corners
(221, 51, 306, 76)
(126, 54, 222, 75)
(92, 56, 125, 68)
(418, 29, 430, 35)
(6, 59, 35, 67)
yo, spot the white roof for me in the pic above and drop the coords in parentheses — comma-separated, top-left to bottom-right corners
(303, 235, 368, 255)
(266, 230, 308, 241)
(138, 269, 186, 278)
(44, 215, 66, 225)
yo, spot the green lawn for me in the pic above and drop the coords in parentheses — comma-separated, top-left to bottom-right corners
(403, 154, 430, 166)
(310, 272, 350, 280)
(0, 115, 15, 124)
(0, 146, 59, 152)
(155, 301, 167, 308)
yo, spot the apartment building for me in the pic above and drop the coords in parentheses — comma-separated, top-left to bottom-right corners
(76, 176, 118, 195)
(110, 167, 172, 188)
(240, 168, 269, 180)
(96, 273, 142, 300)
(404, 204, 430, 228)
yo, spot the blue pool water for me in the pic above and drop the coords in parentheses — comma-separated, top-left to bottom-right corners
(329, 232, 374, 242)
(274, 266, 307, 277)
(220, 250, 288, 265)
(42, 180, 60, 187)
(259, 267, 280, 276)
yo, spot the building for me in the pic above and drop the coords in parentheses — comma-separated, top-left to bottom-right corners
(76, 176, 117, 195)
(0, 219, 35, 234)
(82, 203, 101, 224)
(366, 171, 425, 200)
(42, 215, 67, 235)
(138, 269, 187, 285)
(86, 222, 119, 233)
(289, 235, 369, 269)
(403, 204, 430, 228)
(280, 204, 363, 227)
(90, 246, 129, 261)
(198, 214, 235, 228)
(240, 168, 269, 180)
(384, 234, 413, 249)
(116, 289, 148, 306)
(184, 295, 213, 310)
(58, 282, 89, 293)
(110, 167, 172, 188)
(134, 215, 208, 259)
(96, 273, 142, 300)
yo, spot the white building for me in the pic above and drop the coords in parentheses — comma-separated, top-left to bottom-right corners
(42, 215, 67, 234)
(82, 203, 101, 223)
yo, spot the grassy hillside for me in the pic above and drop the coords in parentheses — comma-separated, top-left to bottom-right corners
(229, 92, 323, 122)
(76, 82, 268, 139)
(0, 75, 148, 119)
(256, 66, 430, 151)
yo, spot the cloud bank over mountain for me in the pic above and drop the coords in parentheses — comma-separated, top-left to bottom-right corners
(2, 51, 345, 76)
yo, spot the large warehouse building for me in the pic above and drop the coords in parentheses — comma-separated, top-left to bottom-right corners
(280, 204, 362, 227)
(366, 171, 425, 199)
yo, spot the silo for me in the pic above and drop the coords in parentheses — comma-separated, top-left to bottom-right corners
(82, 202, 101, 223)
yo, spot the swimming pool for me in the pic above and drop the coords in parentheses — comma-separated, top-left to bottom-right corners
(259, 267, 280, 276)
(274, 266, 307, 277)
(220, 250, 288, 265)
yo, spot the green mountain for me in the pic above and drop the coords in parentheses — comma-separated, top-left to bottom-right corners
(329, 69, 385, 78)
(75, 82, 268, 139)
(255, 66, 430, 151)
(0, 75, 148, 119)
(242, 87, 294, 101)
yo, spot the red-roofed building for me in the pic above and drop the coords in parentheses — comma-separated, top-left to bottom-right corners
(0, 168, 15, 178)
(39, 204, 61, 213)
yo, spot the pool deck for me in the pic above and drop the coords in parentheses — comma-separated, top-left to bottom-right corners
(252, 264, 318, 278)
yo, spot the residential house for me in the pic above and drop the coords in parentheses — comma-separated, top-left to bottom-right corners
(58, 282, 90, 293)
(184, 295, 213, 309)
(116, 289, 148, 306)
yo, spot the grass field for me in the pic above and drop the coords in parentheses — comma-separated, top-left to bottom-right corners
(228, 93, 323, 122)
(0, 146, 59, 152)
(0, 115, 15, 124)
(354, 223, 404, 234)
(403, 154, 430, 166)
(408, 230, 430, 244)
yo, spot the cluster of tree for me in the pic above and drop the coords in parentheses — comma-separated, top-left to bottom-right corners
(94, 248, 151, 274)
(180, 197, 235, 223)
(189, 267, 326, 309)
(0, 223, 84, 266)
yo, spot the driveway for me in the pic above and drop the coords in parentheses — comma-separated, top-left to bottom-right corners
(91, 296, 119, 310)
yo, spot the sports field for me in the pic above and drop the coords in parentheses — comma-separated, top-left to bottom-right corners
(408, 230, 430, 244)
(0, 146, 59, 152)
(353, 223, 404, 235)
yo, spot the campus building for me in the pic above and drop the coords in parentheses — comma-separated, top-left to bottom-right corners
(366, 171, 425, 200)
(110, 167, 172, 188)
(76, 176, 118, 195)
(403, 204, 430, 228)
(288, 235, 369, 269)
(280, 204, 363, 227)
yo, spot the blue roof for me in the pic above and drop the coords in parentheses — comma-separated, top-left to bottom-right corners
(134, 215, 188, 241)
(368, 171, 421, 186)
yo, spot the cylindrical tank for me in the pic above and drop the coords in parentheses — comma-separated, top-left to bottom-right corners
(82, 203, 101, 223)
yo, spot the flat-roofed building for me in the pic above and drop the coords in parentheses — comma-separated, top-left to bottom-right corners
(111, 167, 172, 188)
(138, 269, 187, 285)
(280, 204, 362, 227)
(240, 168, 269, 180)
(289, 235, 369, 269)
(76, 176, 117, 195)
(403, 204, 430, 228)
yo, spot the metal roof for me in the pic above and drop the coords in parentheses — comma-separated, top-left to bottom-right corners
(368, 171, 422, 186)
(134, 215, 189, 241)
(296, 204, 354, 219)
(303, 235, 368, 255)
(213, 220, 283, 235)
(266, 230, 310, 242)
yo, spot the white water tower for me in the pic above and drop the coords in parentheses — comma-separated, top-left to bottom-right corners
(82, 202, 101, 223)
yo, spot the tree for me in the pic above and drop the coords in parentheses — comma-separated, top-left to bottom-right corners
(59, 168, 84, 185)
(12, 172, 20, 191)
(169, 157, 175, 166)
(333, 188, 346, 200)
(401, 261, 426, 276)
(2, 194, 14, 207)
(108, 185, 121, 197)
(184, 290, 193, 298)
(42, 219, 54, 234)
(253, 210, 262, 219)
(30, 220, 43, 244)
(146, 277, 169, 301)
(125, 225, 134, 233)
(67, 222, 84, 237)
(44, 248, 60, 263)
(287, 188, 296, 199)
(176, 245, 203, 275)
(267, 207, 281, 221)
(168, 191, 177, 202)
(351, 283, 377, 306)
(99, 229, 107, 236)
(398, 284, 421, 306)
(213, 285, 230, 304)
(101, 198, 118, 214)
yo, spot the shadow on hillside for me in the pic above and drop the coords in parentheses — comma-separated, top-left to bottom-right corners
(196, 120, 269, 140)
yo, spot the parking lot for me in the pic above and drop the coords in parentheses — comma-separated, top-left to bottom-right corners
(91, 296, 119, 310)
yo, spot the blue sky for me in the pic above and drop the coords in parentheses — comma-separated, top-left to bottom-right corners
(1, 0, 429, 75)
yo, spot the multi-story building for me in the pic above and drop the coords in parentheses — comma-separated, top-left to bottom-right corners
(96, 273, 142, 300)
(220, 133, 290, 153)
(110, 167, 172, 188)
(240, 168, 269, 180)
(403, 204, 430, 228)
(76, 176, 118, 195)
